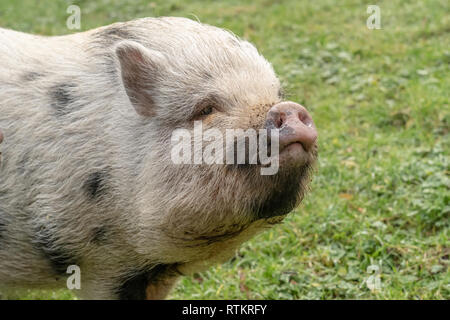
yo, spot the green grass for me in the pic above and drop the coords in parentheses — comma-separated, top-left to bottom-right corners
(1, 0, 448, 300)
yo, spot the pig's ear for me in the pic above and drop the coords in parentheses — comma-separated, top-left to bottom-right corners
(115, 41, 165, 117)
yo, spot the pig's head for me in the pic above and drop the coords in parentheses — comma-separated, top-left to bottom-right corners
(110, 17, 317, 265)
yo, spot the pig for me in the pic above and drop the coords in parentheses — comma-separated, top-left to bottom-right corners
(0, 17, 317, 299)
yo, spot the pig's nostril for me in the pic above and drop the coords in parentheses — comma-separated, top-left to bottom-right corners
(266, 111, 283, 129)
(276, 116, 283, 128)
(297, 108, 313, 127)
(301, 116, 313, 128)
(278, 113, 287, 128)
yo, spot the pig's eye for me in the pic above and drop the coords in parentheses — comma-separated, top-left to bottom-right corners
(193, 95, 220, 119)
(199, 106, 214, 117)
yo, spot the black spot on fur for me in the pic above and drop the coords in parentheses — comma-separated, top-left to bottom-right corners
(0, 215, 6, 241)
(84, 171, 108, 199)
(91, 226, 108, 244)
(0, 223, 5, 240)
(101, 27, 134, 39)
(22, 71, 44, 81)
(116, 270, 148, 300)
(49, 83, 76, 115)
(34, 226, 78, 275)
(116, 264, 176, 300)
(91, 26, 137, 47)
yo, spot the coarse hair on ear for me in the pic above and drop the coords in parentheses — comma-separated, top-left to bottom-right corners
(115, 40, 167, 117)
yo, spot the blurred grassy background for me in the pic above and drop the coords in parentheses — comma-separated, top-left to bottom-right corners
(0, 0, 448, 299)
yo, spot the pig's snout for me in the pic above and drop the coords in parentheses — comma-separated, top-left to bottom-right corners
(265, 101, 317, 154)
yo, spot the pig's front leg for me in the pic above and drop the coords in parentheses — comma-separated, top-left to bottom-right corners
(145, 277, 178, 300)
(79, 275, 177, 300)
(108, 264, 180, 300)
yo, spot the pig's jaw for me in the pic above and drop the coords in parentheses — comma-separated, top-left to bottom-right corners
(153, 161, 314, 249)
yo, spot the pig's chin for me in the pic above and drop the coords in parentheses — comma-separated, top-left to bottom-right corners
(225, 146, 316, 222)
(249, 162, 313, 221)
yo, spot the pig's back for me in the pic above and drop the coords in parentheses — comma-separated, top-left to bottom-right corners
(0, 26, 140, 287)
(0, 28, 125, 235)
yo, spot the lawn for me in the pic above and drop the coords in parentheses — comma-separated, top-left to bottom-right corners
(0, 0, 448, 299)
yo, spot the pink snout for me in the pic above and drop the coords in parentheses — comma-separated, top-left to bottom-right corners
(265, 101, 317, 155)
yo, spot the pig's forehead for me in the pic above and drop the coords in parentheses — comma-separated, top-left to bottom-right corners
(136, 17, 281, 102)
(211, 68, 280, 107)
(136, 18, 272, 72)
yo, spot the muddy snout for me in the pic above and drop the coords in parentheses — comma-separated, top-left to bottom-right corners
(265, 101, 317, 163)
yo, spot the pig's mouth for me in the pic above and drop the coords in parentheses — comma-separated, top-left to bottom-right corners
(280, 141, 306, 157)
(261, 140, 316, 168)
(226, 133, 317, 170)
